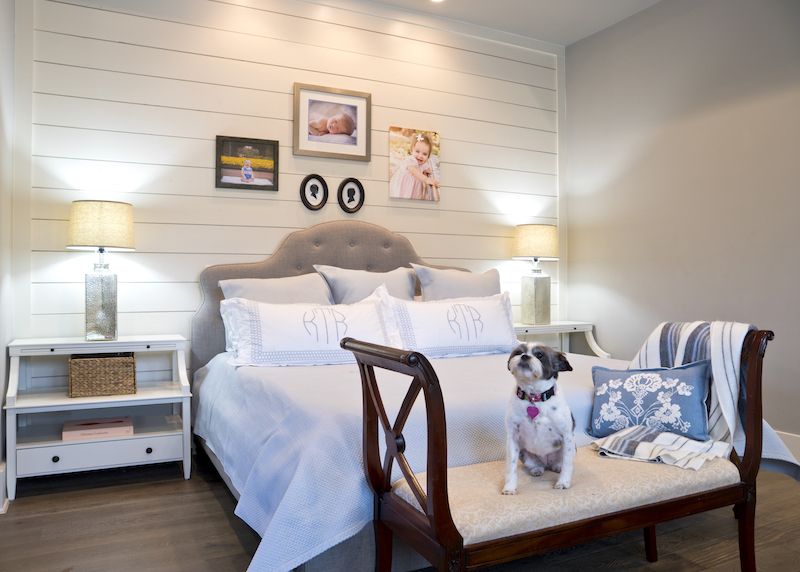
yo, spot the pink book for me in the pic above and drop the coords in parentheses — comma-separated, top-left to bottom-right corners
(62, 416, 134, 441)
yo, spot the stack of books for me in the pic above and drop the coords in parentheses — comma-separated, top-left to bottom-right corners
(62, 416, 134, 441)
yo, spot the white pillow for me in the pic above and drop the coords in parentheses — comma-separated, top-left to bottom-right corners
(219, 274, 334, 305)
(314, 265, 415, 304)
(220, 286, 400, 366)
(381, 289, 517, 358)
(410, 264, 501, 301)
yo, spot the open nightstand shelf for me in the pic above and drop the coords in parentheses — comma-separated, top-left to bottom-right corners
(514, 320, 610, 358)
(5, 335, 192, 501)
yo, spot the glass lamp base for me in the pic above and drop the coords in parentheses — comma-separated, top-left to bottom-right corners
(521, 273, 551, 325)
(85, 272, 118, 341)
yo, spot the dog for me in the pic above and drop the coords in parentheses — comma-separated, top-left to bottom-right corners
(502, 342, 575, 493)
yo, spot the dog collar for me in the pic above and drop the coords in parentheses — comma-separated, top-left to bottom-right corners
(517, 386, 556, 404)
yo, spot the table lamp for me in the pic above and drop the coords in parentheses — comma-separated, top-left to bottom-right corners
(512, 224, 558, 325)
(67, 200, 135, 341)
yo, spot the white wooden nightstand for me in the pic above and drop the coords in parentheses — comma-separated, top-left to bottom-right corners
(4, 335, 191, 501)
(514, 321, 610, 358)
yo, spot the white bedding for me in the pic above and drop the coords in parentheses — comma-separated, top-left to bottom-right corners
(193, 351, 800, 572)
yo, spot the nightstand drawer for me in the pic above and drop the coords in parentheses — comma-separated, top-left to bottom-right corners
(17, 434, 183, 476)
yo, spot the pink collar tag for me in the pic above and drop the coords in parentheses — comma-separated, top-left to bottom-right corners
(527, 406, 539, 419)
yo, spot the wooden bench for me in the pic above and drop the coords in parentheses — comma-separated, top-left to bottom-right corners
(341, 329, 773, 572)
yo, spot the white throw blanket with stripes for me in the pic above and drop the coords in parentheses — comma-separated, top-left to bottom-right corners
(591, 425, 732, 471)
(630, 321, 751, 443)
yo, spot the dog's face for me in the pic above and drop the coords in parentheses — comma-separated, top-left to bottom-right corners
(507, 342, 573, 383)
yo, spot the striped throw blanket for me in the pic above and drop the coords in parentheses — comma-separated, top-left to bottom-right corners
(590, 425, 732, 470)
(630, 321, 754, 444)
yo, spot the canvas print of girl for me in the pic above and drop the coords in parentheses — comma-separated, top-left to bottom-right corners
(389, 127, 440, 201)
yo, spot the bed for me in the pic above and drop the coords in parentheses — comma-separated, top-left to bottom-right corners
(190, 220, 800, 572)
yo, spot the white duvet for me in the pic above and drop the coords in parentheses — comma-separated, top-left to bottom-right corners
(193, 351, 799, 572)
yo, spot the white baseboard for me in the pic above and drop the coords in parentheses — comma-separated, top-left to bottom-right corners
(0, 461, 7, 514)
(775, 430, 800, 462)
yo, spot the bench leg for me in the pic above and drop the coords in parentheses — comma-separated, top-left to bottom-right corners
(643, 525, 658, 562)
(737, 499, 757, 572)
(374, 519, 393, 572)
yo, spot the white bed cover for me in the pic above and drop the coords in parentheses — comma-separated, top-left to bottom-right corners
(193, 352, 799, 572)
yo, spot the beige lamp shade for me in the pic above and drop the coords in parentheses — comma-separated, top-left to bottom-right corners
(511, 224, 558, 260)
(67, 200, 135, 251)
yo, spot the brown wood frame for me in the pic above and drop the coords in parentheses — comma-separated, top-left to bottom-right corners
(341, 329, 774, 572)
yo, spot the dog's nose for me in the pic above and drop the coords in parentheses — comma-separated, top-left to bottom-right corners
(521, 354, 529, 361)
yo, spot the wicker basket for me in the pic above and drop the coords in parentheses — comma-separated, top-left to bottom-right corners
(68, 352, 136, 397)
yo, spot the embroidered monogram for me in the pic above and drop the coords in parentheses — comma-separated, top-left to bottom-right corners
(303, 308, 348, 345)
(446, 304, 484, 341)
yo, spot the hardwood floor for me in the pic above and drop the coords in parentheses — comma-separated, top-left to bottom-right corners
(2, 451, 799, 572)
(0, 448, 260, 572)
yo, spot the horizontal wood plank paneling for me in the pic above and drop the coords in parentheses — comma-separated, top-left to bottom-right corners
(23, 0, 563, 353)
(30, 312, 193, 340)
(31, 252, 265, 283)
(31, 283, 201, 314)
(55, 0, 558, 78)
(37, 1, 557, 103)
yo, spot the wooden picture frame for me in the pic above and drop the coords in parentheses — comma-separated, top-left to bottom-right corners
(293, 83, 371, 162)
(216, 136, 279, 191)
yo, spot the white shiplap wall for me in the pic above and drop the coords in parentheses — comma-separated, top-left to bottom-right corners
(21, 0, 562, 363)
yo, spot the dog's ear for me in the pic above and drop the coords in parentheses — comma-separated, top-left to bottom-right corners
(555, 351, 573, 372)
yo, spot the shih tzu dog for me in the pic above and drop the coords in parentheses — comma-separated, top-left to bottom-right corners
(502, 342, 575, 493)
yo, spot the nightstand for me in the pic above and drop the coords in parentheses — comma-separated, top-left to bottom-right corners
(514, 321, 610, 358)
(4, 335, 191, 501)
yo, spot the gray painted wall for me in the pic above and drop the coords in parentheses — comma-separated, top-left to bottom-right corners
(565, 0, 800, 436)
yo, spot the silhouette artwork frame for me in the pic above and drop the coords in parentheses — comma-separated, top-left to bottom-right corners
(337, 178, 364, 213)
(300, 174, 329, 211)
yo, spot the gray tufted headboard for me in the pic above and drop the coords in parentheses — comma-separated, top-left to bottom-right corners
(190, 220, 466, 380)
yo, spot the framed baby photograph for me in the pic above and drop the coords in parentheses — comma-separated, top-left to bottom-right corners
(293, 83, 371, 162)
(216, 136, 279, 191)
(388, 127, 440, 202)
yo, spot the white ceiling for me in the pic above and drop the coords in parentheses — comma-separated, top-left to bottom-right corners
(364, 0, 662, 46)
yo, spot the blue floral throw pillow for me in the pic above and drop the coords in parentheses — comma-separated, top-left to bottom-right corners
(589, 360, 712, 442)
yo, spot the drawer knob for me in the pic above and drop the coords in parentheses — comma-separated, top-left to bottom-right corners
(146, 447, 153, 454)
(52, 456, 60, 463)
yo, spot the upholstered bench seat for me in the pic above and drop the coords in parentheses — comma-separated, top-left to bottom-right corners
(393, 446, 740, 546)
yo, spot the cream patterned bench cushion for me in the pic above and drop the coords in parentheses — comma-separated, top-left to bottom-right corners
(392, 446, 740, 546)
